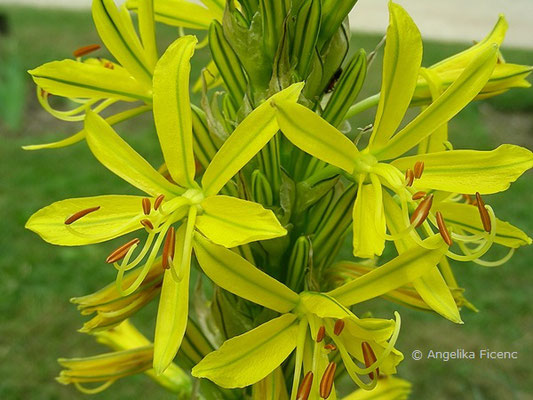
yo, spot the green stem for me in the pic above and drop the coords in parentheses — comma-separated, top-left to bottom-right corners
(344, 93, 380, 119)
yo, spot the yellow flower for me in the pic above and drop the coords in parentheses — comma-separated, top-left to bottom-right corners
(26, 0, 158, 150)
(189, 232, 447, 397)
(27, 35, 304, 375)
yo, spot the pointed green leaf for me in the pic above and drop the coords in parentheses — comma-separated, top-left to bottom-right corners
(209, 20, 248, 105)
(391, 144, 533, 194)
(276, 101, 358, 174)
(292, 0, 321, 78)
(193, 233, 299, 313)
(201, 83, 304, 196)
(374, 44, 498, 160)
(93, 0, 153, 85)
(319, 0, 358, 45)
(85, 111, 182, 197)
(192, 314, 298, 388)
(154, 226, 190, 374)
(153, 35, 197, 188)
(196, 196, 286, 247)
(328, 237, 447, 306)
(29, 60, 151, 102)
(369, 2, 422, 149)
(322, 49, 366, 127)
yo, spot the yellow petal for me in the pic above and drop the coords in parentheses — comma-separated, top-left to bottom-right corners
(369, 2, 422, 149)
(352, 181, 386, 258)
(127, 0, 221, 30)
(29, 60, 151, 102)
(430, 15, 507, 73)
(196, 196, 286, 247)
(153, 35, 198, 188)
(92, 0, 153, 85)
(154, 225, 190, 374)
(413, 267, 462, 324)
(276, 101, 359, 174)
(374, 43, 498, 161)
(85, 111, 182, 197)
(26, 195, 143, 245)
(328, 237, 447, 307)
(392, 144, 533, 194)
(193, 233, 299, 313)
(201, 83, 304, 196)
(192, 314, 299, 388)
(343, 376, 412, 400)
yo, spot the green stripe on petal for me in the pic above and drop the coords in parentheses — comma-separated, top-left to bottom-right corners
(368, 2, 422, 149)
(201, 83, 304, 196)
(374, 43, 499, 161)
(328, 237, 447, 307)
(276, 101, 358, 174)
(85, 111, 182, 197)
(192, 314, 298, 388)
(391, 144, 533, 194)
(26, 195, 144, 246)
(196, 196, 286, 247)
(193, 233, 299, 313)
(153, 35, 198, 188)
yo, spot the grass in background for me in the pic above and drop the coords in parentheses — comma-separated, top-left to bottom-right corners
(0, 6, 531, 400)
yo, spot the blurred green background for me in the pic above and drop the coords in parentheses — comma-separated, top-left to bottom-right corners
(0, 6, 532, 400)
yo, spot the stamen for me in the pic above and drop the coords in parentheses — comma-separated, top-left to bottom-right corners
(475, 192, 492, 232)
(154, 194, 165, 210)
(73, 44, 101, 58)
(103, 61, 114, 69)
(142, 198, 151, 215)
(361, 342, 379, 380)
(324, 344, 337, 351)
(436, 211, 453, 246)
(296, 371, 313, 400)
(319, 362, 336, 399)
(140, 219, 154, 230)
(333, 319, 345, 336)
(162, 227, 176, 269)
(410, 194, 434, 227)
(414, 161, 425, 179)
(412, 191, 426, 200)
(316, 326, 325, 343)
(405, 169, 414, 187)
(106, 238, 140, 264)
(64, 206, 101, 225)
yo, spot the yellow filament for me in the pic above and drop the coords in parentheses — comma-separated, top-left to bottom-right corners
(445, 206, 497, 262)
(289, 318, 309, 400)
(73, 380, 115, 394)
